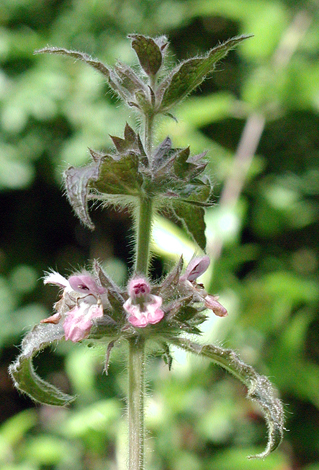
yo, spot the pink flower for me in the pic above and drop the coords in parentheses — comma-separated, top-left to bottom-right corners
(43, 271, 106, 342)
(124, 278, 164, 328)
(180, 256, 210, 282)
(63, 301, 104, 342)
(68, 274, 106, 295)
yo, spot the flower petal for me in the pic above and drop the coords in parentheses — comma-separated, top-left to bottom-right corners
(63, 303, 103, 342)
(68, 274, 106, 295)
(124, 295, 164, 328)
(43, 271, 69, 288)
(128, 277, 151, 298)
(180, 256, 210, 282)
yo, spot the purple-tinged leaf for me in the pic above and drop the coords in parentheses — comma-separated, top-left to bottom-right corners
(9, 323, 76, 406)
(113, 61, 146, 94)
(158, 35, 252, 112)
(110, 123, 142, 154)
(152, 136, 173, 170)
(170, 337, 284, 459)
(129, 34, 163, 76)
(64, 156, 104, 230)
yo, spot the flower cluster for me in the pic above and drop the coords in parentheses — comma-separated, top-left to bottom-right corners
(39, 256, 227, 343)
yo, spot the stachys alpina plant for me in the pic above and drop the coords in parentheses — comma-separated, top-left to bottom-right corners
(9, 34, 284, 469)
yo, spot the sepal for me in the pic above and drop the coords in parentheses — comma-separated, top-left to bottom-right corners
(9, 323, 76, 406)
(170, 337, 284, 459)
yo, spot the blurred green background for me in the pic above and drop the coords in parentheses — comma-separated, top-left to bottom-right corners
(1, 0, 319, 469)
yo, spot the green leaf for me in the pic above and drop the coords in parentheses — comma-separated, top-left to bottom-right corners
(171, 338, 284, 459)
(64, 155, 104, 230)
(129, 34, 163, 76)
(110, 123, 145, 156)
(34, 47, 110, 78)
(171, 201, 206, 251)
(158, 35, 252, 112)
(113, 61, 146, 95)
(94, 152, 143, 196)
(9, 323, 76, 406)
(34, 47, 137, 103)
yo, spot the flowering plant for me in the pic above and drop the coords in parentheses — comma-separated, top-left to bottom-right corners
(9, 34, 284, 468)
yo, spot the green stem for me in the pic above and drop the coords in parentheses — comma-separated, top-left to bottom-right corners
(128, 106, 156, 470)
(128, 336, 146, 470)
(144, 112, 155, 161)
(135, 195, 153, 274)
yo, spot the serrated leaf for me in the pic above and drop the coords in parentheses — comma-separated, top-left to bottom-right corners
(158, 35, 251, 112)
(129, 34, 163, 76)
(171, 337, 284, 459)
(94, 153, 143, 196)
(9, 323, 76, 406)
(110, 123, 143, 154)
(171, 201, 206, 251)
(64, 157, 104, 229)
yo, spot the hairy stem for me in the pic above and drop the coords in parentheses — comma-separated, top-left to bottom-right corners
(144, 112, 155, 161)
(128, 337, 146, 470)
(128, 106, 156, 469)
(135, 196, 153, 274)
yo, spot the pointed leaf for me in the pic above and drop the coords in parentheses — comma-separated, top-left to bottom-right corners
(160, 256, 184, 293)
(171, 201, 206, 251)
(93, 260, 125, 322)
(64, 156, 104, 229)
(34, 47, 110, 78)
(152, 137, 173, 170)
(158, 35, 251, 112)
(174, 150, 207, 179)
(9, 323, 76, 406)
(34, 47, 136, 103)
(129, 34, 163, 76)
(114, 61, 146, 94)
(109, 123, 142, 154)
(171, 337, 284, 459)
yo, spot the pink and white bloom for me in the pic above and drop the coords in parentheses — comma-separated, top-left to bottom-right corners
(42, 271, 106, 342)
(124, 278, 164, 328)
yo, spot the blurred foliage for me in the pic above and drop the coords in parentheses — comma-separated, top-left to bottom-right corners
(1, 0, 319, 469)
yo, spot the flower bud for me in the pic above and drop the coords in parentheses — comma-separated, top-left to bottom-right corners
(180, 256, 210, 282)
